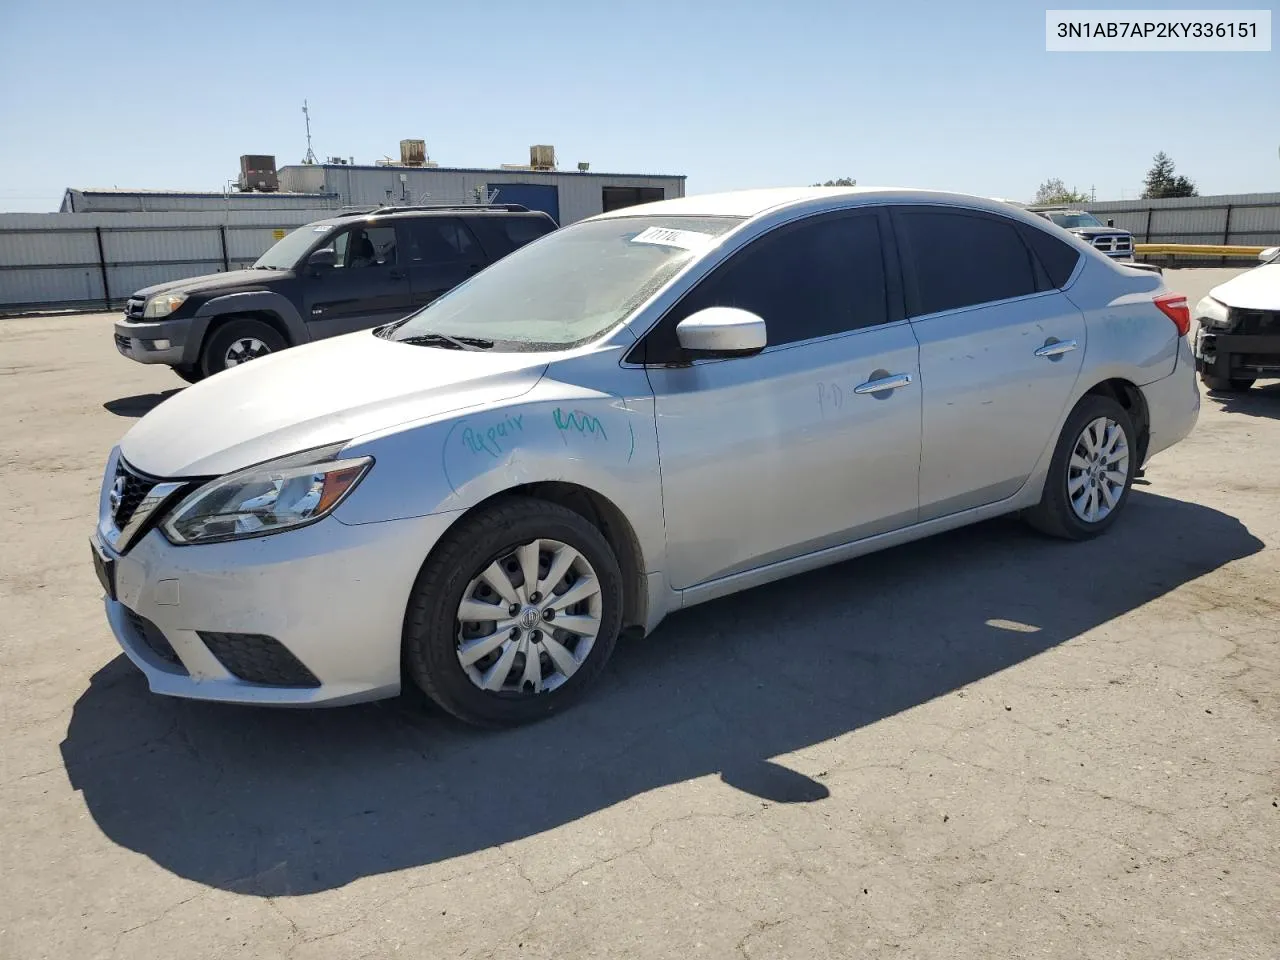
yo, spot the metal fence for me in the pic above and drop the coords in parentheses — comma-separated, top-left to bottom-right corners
(0, 210, 340, 315)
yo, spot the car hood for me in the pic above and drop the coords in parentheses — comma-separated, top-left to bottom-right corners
(1208, 263, 1280, 311)
(132, 269, 287, 299)
(120, 332, 549, 477)
(1068, 226, 1129, 237)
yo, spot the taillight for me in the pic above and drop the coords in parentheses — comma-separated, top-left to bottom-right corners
(1154, 292, 1190, 337)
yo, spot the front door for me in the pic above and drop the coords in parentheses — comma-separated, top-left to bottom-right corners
(303, 223, 414, 339)
(892, 206, 1087, 520)
(636, 211, 922, 590)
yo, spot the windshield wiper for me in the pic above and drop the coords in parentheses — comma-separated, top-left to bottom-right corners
(397, 333, 494, 351)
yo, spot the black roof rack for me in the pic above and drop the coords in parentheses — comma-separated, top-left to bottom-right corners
(364, 203, 531, 216)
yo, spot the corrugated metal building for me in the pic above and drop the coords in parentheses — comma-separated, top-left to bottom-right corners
(60, 188, 342, 213)
(277, 163, 686, 225)
(1030, 192, 1280, 248)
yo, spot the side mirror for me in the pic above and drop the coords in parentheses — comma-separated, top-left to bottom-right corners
(1260, 246, 1279, 263)
(675, 307, 767, 356)
(1106, 218, 1115, 227)
(307, 248, 336, 271)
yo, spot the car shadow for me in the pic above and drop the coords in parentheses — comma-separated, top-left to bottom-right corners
(102, 389, 182, 418)
(1205, 381, 1280, 419)
(60, 490, 1263, 897)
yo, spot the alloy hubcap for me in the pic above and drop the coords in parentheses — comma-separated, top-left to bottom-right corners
(224, 337, 271, 366)
(1067, 416, 1130, 523)
(455, 538, 602, 696)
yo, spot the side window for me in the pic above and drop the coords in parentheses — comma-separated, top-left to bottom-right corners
(333, 225, 397, 269)
(1019, 224, 1082, 289)
(642, 214, 888, 361)
(409, 219, 481, 263)
(895, 209, 1037, 316)
(503, 217, 554, 249)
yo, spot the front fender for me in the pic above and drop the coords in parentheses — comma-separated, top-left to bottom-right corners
(333, 378, 664, 577)
(184, 291, 309, 365)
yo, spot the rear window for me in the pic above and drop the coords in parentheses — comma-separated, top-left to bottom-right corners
(503, 217, 555, 249)
(1020, 225, 1082, 288)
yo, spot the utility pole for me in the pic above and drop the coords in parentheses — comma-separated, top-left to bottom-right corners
(301, 100, 318, 166)
(1091, 184, 1096, 202)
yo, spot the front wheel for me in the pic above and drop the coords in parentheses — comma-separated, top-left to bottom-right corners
(1201, 373, 1254, 392)
(172, 364, 204, 384)
(200, 319, 286, 377)
(1025, 394, 1137, 541)
(403, 497, 624, 727)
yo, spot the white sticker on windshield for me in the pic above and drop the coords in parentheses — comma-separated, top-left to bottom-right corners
(629, 226, 714, 251)
(313, 224, 334, 232)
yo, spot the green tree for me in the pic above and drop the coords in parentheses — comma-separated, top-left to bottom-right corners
(1142, 152, 1198, 199)
(1032, 178, 1090, 206)
(812, 177, 857, 187)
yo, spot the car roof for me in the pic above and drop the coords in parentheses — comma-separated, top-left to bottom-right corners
(588, 186, 1046, 224)
(312, 207, 548, 228)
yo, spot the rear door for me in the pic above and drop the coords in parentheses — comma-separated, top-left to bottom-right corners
(892, 206, 1086, 520)
(302, 222, 413, 339)
(405, 217, 489, 310)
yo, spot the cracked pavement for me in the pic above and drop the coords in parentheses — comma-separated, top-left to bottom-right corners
(2, 269, 1277, 959)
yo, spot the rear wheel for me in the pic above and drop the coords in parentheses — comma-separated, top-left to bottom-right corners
(403, 497, 624, 727)
(1200, 373, 1254, 392)
(1025, 394, 1136, 541)
(200, 319, 286, 377)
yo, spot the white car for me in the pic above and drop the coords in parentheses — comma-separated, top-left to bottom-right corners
(91, 187, 1201, 727)
(1193, 246, 1280, 391)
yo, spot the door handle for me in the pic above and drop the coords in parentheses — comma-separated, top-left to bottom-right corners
(1034, 338, 1078, 358)
(853, 372, 913, 395)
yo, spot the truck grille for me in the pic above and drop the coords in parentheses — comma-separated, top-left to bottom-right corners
(1089, 234, 1132, 254)
(1232, 308, 1280, 336)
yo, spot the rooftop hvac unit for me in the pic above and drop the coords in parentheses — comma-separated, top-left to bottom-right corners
(238, 154, 279, 192)
(530, 145, 555, 170)
(400, 139, 427, 166)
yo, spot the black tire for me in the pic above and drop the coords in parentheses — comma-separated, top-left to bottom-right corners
(403, 496, 624, 727)
(1025, 393, 1137, 541)
(172, 364, 205, 384)
(1201, 373, 1254, 392)
(200, 319, 286, 377)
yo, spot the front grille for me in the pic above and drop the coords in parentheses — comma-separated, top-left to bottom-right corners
(112, 458, 159, 530)
(1088, 234, 1131, 253)
(124, 608, 187, 672)
(199, 632, 322, 688)
(1232, 308, 1280, 336)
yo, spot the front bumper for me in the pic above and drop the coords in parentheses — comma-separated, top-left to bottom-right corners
(113, 316, 195, 366)
(93, 509, 459, 706)
(1193, 326, 1280, 381)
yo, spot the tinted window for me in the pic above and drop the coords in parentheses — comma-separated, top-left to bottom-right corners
(503, 217, 554, 249)
(897, 210, 1037, 316)
(408, 219, 480, 263)
(1020, 224, 1081, 288)
(657, 214, 888, 354)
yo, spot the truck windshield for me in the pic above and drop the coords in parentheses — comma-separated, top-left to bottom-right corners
(1047, 212, 1104, 229)
(253, 223, 335, 270)
(383, 215, 745, 350)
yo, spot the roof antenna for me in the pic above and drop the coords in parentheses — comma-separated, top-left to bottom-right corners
(301, 100, 318, 166)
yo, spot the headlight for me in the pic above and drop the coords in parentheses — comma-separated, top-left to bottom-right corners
(1196, 296, 1231, 330)
(143, 293, 188, 318)
(162, 447, 373, 545)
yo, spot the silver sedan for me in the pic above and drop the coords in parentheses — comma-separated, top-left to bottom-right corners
(91, 187, 1200, 726)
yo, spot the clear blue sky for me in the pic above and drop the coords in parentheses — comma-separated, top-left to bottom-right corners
(1, 0, 1275, 211)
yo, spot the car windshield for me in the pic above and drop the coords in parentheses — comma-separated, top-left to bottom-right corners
(383, 215, 745, 350)
(1047, 212, 1104, 228)
(253, 223, 335, 270)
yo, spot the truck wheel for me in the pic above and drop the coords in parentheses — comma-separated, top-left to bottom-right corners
(201, 319, 286, 377)
(1201, 374, 1254, 392)
(172, 365, 205, 384)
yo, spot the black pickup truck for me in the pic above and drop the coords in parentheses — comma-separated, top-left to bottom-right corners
(113, 204, 556, 381)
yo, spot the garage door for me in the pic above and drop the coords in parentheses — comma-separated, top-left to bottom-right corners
(488, 183, 560, 225)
